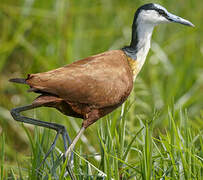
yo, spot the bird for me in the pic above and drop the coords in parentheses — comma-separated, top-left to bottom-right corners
(10, 3, 194, 165)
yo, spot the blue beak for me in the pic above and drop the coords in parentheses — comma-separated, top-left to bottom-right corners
(167, 12, 195, 27)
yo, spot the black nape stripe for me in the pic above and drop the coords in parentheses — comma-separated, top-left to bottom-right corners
(122, 3, 168, 59)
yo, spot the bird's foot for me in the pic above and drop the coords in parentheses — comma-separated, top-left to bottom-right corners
(37, 126, 73, 169)
(37, 131, 61, 169)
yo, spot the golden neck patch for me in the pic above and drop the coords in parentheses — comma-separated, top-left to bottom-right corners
(127, 57, 140, 78)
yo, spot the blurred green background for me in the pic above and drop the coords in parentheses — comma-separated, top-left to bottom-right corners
(0, 0, 202, 178)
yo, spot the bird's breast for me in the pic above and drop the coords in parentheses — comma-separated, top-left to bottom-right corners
(127, 57, 140, 79)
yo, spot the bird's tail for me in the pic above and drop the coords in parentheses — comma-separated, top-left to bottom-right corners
(9, 78, 27, 84)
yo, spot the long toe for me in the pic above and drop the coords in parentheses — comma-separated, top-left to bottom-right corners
(39, 132, 60, 168)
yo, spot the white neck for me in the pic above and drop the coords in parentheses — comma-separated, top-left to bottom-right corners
(136, 22, 154, 72)
(122, 10, 158, 78)
(123, 21, 155, 75)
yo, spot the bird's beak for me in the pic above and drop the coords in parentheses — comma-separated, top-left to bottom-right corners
(167, 12, 195, 27)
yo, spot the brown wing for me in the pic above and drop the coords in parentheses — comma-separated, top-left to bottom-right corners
(26, 50, 133, 108)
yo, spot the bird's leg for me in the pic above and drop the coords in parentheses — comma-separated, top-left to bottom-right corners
(10, 104, 72, 166)
(64, 110, 100, 161)
(61, 129, 72, 151)
(39, 131, 60, 168)
(61, 128, 74, 163)
(62, 126, 86, 179)
(64, 126, 86, 159)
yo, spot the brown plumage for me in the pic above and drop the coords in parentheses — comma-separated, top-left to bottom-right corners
(26, 50, 134, 127)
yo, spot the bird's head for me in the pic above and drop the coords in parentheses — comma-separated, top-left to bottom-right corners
(134, 3, 194, 27)
(123, 3, 194, 60)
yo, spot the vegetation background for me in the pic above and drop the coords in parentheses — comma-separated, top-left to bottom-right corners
(0, 0, 202, 179)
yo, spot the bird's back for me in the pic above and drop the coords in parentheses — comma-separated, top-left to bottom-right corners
(26, 50, 134, 109)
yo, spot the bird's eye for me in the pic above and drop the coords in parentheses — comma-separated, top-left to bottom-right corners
(158, 9, 166, 16)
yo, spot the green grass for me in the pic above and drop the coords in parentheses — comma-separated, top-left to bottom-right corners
(1, 106, 202, 179)
(0, 0, 203, 179)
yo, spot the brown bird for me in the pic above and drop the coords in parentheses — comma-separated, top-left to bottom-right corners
(10, 3, 194, 164)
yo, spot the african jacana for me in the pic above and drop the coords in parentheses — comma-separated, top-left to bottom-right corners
(10, 3, 194, 165)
